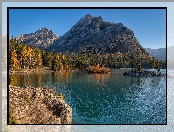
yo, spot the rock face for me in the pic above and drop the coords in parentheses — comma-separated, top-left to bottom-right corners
(48, 14, 149, 56)
(145, 48, 166, 60)
(15, 28, 58, 48)
(9, 85, 72, 124)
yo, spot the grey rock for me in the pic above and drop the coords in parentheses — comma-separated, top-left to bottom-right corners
(48, 14, 149, 56)
(15, 28, 58, 48)
(9, 85, 72, 124)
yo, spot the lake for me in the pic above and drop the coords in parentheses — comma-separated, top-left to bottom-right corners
(9, 69, 166, 124)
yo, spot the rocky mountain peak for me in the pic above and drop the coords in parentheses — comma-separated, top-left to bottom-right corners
(16, 28, 58, 48)
(83, 14, 93, 19)
(36, 28, 49, 32)
(75, 14, 103, 27)
(34, 28, 54, 36)
(48, 14, 148, 57)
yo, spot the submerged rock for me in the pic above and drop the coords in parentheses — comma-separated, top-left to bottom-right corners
(9, 85, 72, 124)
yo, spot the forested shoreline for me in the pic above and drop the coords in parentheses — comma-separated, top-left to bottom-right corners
(9, 38, 166, 72)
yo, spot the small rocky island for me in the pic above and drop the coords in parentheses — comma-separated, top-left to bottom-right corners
(9, 85, 72, 124)
(87, 64, 110, 74)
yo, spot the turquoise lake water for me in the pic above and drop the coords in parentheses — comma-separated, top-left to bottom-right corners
(9, 69, 166, 124)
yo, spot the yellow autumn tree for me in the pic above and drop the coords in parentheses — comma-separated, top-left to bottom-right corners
(21, 46, 35, 69)
(11, 50, 20, 70)
(21, 46, 28, 69)
(33, 48, 43, 69)
(37, 51, 43, 68)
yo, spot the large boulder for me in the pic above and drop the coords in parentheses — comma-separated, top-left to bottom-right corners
(9, 85, 72, 124)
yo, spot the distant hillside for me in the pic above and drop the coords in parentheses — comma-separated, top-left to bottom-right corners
(15, 28, 58, 48)
(145, 48, 166, 60)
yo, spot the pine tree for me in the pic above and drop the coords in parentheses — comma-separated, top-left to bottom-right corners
(136, 48, 142, 71)
(151, 57, 157, 70)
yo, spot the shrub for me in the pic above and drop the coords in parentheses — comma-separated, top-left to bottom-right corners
(24, 94, 29, 101)
(56, 92, 65, 100)
(9, 112, 17, 124)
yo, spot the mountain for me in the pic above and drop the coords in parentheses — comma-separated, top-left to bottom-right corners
(15, 28, 58, 48)
(145, 48, 166, 60)
(15, 14, 150, 57)
(48, 14, 149, 56)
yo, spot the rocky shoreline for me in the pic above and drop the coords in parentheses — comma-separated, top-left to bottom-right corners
(123, 70, 166, 76)
(9, 68, 53, 74)
(9, 85, 72, 124)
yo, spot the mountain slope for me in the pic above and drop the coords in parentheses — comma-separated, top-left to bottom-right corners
(15, 28, 58, 48)
(48, 14, 149, 57)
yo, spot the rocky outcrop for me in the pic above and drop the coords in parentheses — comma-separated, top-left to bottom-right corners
(9, 85, 72, 124)
(15, 28, 58, 48)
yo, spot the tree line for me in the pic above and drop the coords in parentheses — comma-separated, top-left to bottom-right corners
(9, 38, 166, 72)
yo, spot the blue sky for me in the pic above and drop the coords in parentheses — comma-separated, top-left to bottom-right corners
(9, 8, 166, 49)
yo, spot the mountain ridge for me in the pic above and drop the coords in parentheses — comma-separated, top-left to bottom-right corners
(15, 28, 58, 48)
(145, 48, 166, 60)
(15, 14, 158, 58)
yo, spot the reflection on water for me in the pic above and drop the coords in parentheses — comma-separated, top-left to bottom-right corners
(9, 69, 166, 124)
(88, 73, 110, 88)
(10, 72, 47, 87)
(9, 71, 72, 88)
